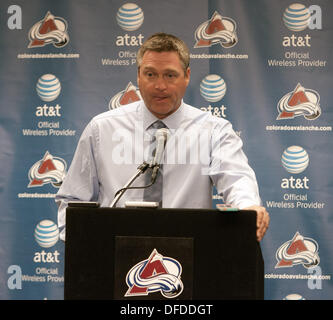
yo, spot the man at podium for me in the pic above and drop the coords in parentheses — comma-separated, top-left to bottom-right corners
(56, 33, 269, 242)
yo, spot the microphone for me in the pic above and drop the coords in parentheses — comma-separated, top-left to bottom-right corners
(151, 128, 169, 167)
(150, 128, 169, 182)
(110, 128, 169, 207)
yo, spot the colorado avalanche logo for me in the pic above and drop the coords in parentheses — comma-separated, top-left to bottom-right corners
(277, 83, 321, 120)
(275, 232, 320, 269)
(125, 249, 184, 298)
(28, 151, 67, 188)
(194, 11, 238, 48)
(28, 11, 69, 48)
(109, 82, 142, 110)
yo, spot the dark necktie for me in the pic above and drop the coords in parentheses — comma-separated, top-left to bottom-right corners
(143, 120, 167, 206)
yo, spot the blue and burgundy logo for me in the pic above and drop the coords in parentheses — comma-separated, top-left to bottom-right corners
(277, 83, 321, 120)
(28, 151, 67, 188)
(194, 10, 238, 48)
(28, 11, 69, 48)
(125, 249, 184, 298)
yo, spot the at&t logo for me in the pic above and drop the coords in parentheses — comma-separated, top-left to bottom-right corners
(115, 3, 144, 47)
(36, 74, 61, 102)
(200, 75, 226, 102)
(281, 146, 309, 190)
(281, 146, 309, 174)
(34, 220, 59, 248)
(33, 220, 60, 264)
(282, 3, 322, 47)
(116, 3, 144, 31)
(200, 75, 228, 118)
(283, 4, 322, 32)
(35, 74, 62, 117)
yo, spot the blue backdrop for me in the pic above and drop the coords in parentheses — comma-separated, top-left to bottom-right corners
(0, 0, 332, 300)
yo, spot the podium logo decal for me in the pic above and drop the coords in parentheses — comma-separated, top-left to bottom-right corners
(275, 232, 320, 269)
(125, 249, 184, 298)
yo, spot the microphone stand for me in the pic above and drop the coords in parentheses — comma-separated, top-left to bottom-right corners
(110, 127, 168, 208)
(110, 162, 150, 208)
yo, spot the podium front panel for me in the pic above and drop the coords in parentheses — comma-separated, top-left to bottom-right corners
(64, 207, 263, 300)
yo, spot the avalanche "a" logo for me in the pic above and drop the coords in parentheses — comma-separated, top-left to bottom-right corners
(277, 83, 321, 120)
(108, 82, 142, 110)
(28, 11, 69, 48)
(28, 151, 67, 188)
(194, 11, 238, 48)
(125, 249, 184, 298)
(275, 232, 320, 269)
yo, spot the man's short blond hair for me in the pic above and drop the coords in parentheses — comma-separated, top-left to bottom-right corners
(137, 33, 190, 73)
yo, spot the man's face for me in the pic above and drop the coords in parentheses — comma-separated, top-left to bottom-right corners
(137, 50, 190, 119)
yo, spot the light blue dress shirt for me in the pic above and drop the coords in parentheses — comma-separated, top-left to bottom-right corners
(56, 101, 261, 240)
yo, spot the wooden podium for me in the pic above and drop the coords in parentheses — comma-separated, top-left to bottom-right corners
(64, 207, 264, 300)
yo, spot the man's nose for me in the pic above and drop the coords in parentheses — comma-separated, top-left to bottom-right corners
(154, 76, 167, 90)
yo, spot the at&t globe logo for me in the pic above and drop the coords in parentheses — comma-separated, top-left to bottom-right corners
(283, 4, 311, 32)
(280, 146, 309, 190)
(281, 4, 322, 48)
(34, 220, 59, 248)
(116, 3, 144, 31)
(281, 146, 309, 174)
(200, 75, 226, 103)
(282, 3, 322, 32)
(36, 74, 61, 102)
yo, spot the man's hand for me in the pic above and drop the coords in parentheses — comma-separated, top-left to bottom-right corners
(244, 205, 270, 241)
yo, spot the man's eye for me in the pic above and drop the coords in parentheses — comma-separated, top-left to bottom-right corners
(145, 72, 155, 78)
(166, 73, 177, 79)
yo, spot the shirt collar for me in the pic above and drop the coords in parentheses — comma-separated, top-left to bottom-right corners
(141, 100, 185, 131)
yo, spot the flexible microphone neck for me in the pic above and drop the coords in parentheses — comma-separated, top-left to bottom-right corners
(110, 162, 150, 207)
